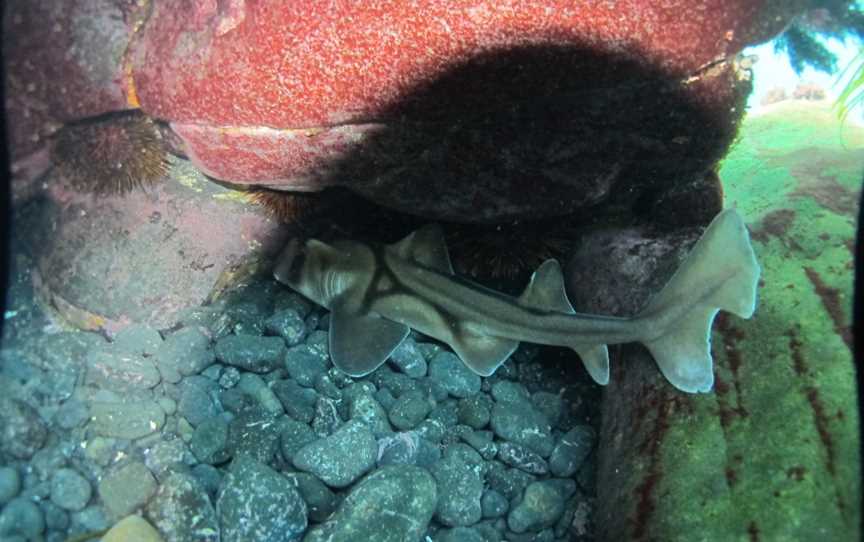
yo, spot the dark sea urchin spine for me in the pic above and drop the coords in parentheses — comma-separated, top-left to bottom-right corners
(50, 111, 169, 195)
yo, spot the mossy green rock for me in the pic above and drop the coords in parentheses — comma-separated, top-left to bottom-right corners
(596, 102, 861, 540)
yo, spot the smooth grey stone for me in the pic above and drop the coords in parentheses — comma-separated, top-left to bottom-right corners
(84, 347, 161, 390)
(89, 400, 165, 439)
(497, 442, 549, 475)
(215, 334, 286, 373)
(54, 399, 89, 430)
(0, 466, 21, 504)
(304, 465, 436, 542)
(283, 472, 337, 523)
(113, 324, 163, 356)
(40, 500, 69, 531)
(481, 489, 509, 518)
(49, 468, 92, 511)
(284, 344, 329, 387)
(490, 381, 531, 405)
(191, 463, 223, 499)
(218, 366, 241, 389)
(146, 471, 219, 542)
(486, 465, 536, 501)
(271, 379, 317, 423)
(293, 419, 377, 488)
(144, 438, 196, 478)
(432, 453, 483, 527)
(457, 395, 492, 430)
(348, 392, 392, 437)
(279, 419, 318, 464)
(237, 373, 284, 415)
(155, 327, 215, 382)
(388, 390, 434, 431)
(226, 409, 280, 464)
(549, 425, 596, 478)
(264, 309, 307, 346)
(217, 456, 307, 542)
(97, 461, 158, 519)
(388, 338, 428, 378)
(190, 416, 231, 465)
(377, 432, 441, 468)
(427, 352, 481, 398)
(490, 401, 554, 457)
(437, 526, 486, 542)
(177, 376, 221, 427)
(0, 497, 45, 538)
(507, 479, 576, 533)
(0, 398, 47, 459)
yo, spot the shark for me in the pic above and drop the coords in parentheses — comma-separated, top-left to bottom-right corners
(273, 209, 760, 393)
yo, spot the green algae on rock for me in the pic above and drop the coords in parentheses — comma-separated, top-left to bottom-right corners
(595, 101, 861, 541)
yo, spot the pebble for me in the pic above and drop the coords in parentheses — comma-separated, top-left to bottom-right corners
(549, 425, 596, 478)
(177, 376, 221, 426)
(89, 400, 165, 439)
(271, 379, 318, 422)
(144, 439, 196, 478)
(83, 436, 117, 467)
(311, 396, 343, 437)
(226, 409, 281, 463)
(377, 431, 441, 468)
(284, 344, 330, 387)
(0, 466, 21, 504)
(460, 429, 498, 461)
(294, 419, 377, 488)
(98, 461, 158, 519)
(280, 418, 318, 463)
(264, 309, 307, 345)
(486, 465, 536, 501)
(154, 326, 215, 383)
(304, 465, 437, 542)
(0, 398, 47, 459)
(388, 338, 428, 378)
(54, 399, 90, 429)
(236, 372, 284, 415)
(214, 334, 286, 373)
(431, 453, 483, 527)
(85, 347, 161, 390)
(41, 500, 69, 531)
(427, 351, 481, 398)
(348, 391, 392, 436)
(437, 526, 486, 542)
(389, 390, 435, 430)
(490, 380, 531, 404)
(481, 489, 509, 518)
(217, 456, 307, 542)
(490, 400, 554, 457)
(49, 468, 92, 511)
(218, 366, 241, 388)
(532, 391, 564, 428)
(113, 324, 164, 356)
(145, 471, 219, 542)
(190, 416, 231, 465)
(0, 497, 45, 539)
(283, 472, 338, 523)
(31, 446, 68, 480)
(102, 515, 165, 542)
(191, 464, 223, 499)
(497, 442, 549, 475)
(507, 479, 576, 533)
(71, 504, 108, 534)
(457, 395, 492, 429)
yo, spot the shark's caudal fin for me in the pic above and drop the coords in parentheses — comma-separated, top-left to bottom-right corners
(638, 209, 760, 393)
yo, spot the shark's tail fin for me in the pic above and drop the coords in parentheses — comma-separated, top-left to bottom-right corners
(637, 209, 760, 393)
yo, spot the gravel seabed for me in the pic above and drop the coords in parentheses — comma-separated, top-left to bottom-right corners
(0, 248, 599, 541)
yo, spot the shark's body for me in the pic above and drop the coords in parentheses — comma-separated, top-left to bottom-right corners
(274, 209, 760, 393)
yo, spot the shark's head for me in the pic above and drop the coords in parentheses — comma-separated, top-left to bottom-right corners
(274, 237, 371, 307)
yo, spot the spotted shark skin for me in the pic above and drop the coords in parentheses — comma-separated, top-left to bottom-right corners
(274, 209, 760, 393)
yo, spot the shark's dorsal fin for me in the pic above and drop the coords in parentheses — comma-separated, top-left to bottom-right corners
(389, 224, 454, 274)
(450, 328, 519, 377)
(329, 300, 410, 377)
(518, 259, 575, 314)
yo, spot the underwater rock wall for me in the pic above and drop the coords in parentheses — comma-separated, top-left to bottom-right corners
(589, 102, 861, 540)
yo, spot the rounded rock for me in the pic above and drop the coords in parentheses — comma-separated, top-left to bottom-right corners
(0, 466, 22, 504)
(428, 352, 481, 398)
(304, 465, 437, 542)
(0, 497, 45, 539)
(293, 420, 377, 488)
(49, 468, 92, 511)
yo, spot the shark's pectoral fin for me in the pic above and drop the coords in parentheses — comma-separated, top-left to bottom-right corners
(329, 307, 410, 377)
(572, 344, 610, 385)
(518, 259, 575, 314)
(450, 327, 519, 377)
(389, 224, 454, 274)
